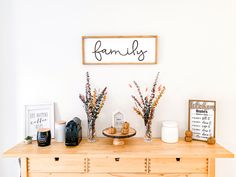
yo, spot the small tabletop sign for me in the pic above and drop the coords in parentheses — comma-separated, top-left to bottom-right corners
(82, 35, 158, 64)
(25, 103, 55, 140)
(113, 111, 124, 132)
(188, 100, 216, 141)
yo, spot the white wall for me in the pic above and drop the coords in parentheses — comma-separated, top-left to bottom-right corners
(1, 0, 236, 176)
(0, 0, 19, 176)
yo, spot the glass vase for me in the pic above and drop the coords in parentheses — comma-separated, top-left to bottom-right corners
(144, 121, 152, 142)
(87, 118, 96, 143)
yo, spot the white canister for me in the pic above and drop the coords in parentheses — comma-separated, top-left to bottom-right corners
(55, 120, 66, 142)
(161, 121, 179, 143)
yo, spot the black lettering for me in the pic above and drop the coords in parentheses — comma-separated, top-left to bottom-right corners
(92, 40, 102, 61)
(92, 40, 147, 62)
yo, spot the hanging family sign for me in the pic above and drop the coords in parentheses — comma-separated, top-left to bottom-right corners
(188, 100, 216, 141)
(82, 35, 158, 64)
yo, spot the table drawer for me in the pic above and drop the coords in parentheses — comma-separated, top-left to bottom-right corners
(149, 158, 208, 174)
(28, 157, 86, 173)
(29, 173, 84, 177)
(88, 157, 146, 173)
(28, 173, 208, 177)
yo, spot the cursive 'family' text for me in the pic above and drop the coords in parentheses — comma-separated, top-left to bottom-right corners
(92, 40, 147, 61)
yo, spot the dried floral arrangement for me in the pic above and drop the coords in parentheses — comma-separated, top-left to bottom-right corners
(79, 72, 107, 141)
(130, 72, 165, 141)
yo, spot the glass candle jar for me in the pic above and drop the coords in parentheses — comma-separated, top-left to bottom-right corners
(161, 121, 179, 143)
(37, 128, 51, 147)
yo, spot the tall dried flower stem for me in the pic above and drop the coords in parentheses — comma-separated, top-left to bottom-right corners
(79, 72, 107, 142)
(131, 73, 165, 142)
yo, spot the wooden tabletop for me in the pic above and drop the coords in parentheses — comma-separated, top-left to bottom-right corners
(3, 138, 234, 158)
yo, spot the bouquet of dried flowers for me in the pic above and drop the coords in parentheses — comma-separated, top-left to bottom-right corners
(130, 72, 165, 141)
(79, 72, 107, 142)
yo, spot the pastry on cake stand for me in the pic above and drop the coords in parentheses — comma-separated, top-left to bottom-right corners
(102, 127, 136, 145)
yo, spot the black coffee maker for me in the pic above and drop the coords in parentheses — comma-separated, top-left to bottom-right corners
(65, 117, 82, 146)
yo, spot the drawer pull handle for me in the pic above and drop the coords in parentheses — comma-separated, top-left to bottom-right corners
(54, 157, 60, 161)
(115, 158, 120, 162)
(176, 158, 181, 162)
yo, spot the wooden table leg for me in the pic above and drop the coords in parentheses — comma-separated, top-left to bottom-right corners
(20, 157, 28, 177)
(208, 158, 215, 177)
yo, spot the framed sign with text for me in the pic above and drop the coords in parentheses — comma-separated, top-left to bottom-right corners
(112, 111, 124, 132)
(82, 35, 158, 64)
(188, 100, 216, 141)
(25, 103, 55, 140)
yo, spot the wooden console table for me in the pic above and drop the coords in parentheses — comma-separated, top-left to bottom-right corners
(3, 138, 234, 177)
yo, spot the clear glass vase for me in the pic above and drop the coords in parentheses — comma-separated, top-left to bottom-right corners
(144, 122, 152, 142)
(87, 119, 96, 143)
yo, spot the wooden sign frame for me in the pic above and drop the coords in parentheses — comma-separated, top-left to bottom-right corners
(82, 35, 158, 65)
(188, 100, 216, 141)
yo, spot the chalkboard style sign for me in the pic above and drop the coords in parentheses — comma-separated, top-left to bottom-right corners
(188, 100, 216, 141)
(25, 103, 55, 140)
(82, 35, 158, 64)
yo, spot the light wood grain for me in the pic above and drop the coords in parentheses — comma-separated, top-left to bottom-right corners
(21, 157, 28, 177)
(150, 158, 207, 174)
(28, 157, 85, 173)
(28, 173, 208, 177)
(208, 158, 215, 177)
(88, 157, 146, 173)
(155, 35, 158, 64)
(3, 138, 233, 177)
(82, 35, 158, 38)
(3, 138, 234, 158)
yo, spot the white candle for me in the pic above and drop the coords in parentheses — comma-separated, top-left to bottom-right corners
(161, 121, 179, 143)
(55, 120, 66, 142)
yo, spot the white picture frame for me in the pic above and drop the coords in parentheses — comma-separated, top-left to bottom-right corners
(112, 111, 124, 132)
(82, 35, 158, 64)
(25, 103, 55, 140)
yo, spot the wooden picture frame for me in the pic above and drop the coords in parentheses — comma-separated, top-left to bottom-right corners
(82, 35, 158, 65)
(25, 103, 55, 140)
(188, 100, 216, 141)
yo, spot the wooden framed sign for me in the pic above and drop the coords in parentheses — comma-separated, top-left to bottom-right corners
(82, 35, 158, 64)
(188, 100, 216, 141)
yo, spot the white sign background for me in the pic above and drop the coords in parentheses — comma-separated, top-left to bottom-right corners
(82, 36, 157, 64)
(189, 101, 215, 141)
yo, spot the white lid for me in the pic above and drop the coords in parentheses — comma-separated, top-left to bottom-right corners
(162, 121, 178, 128)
